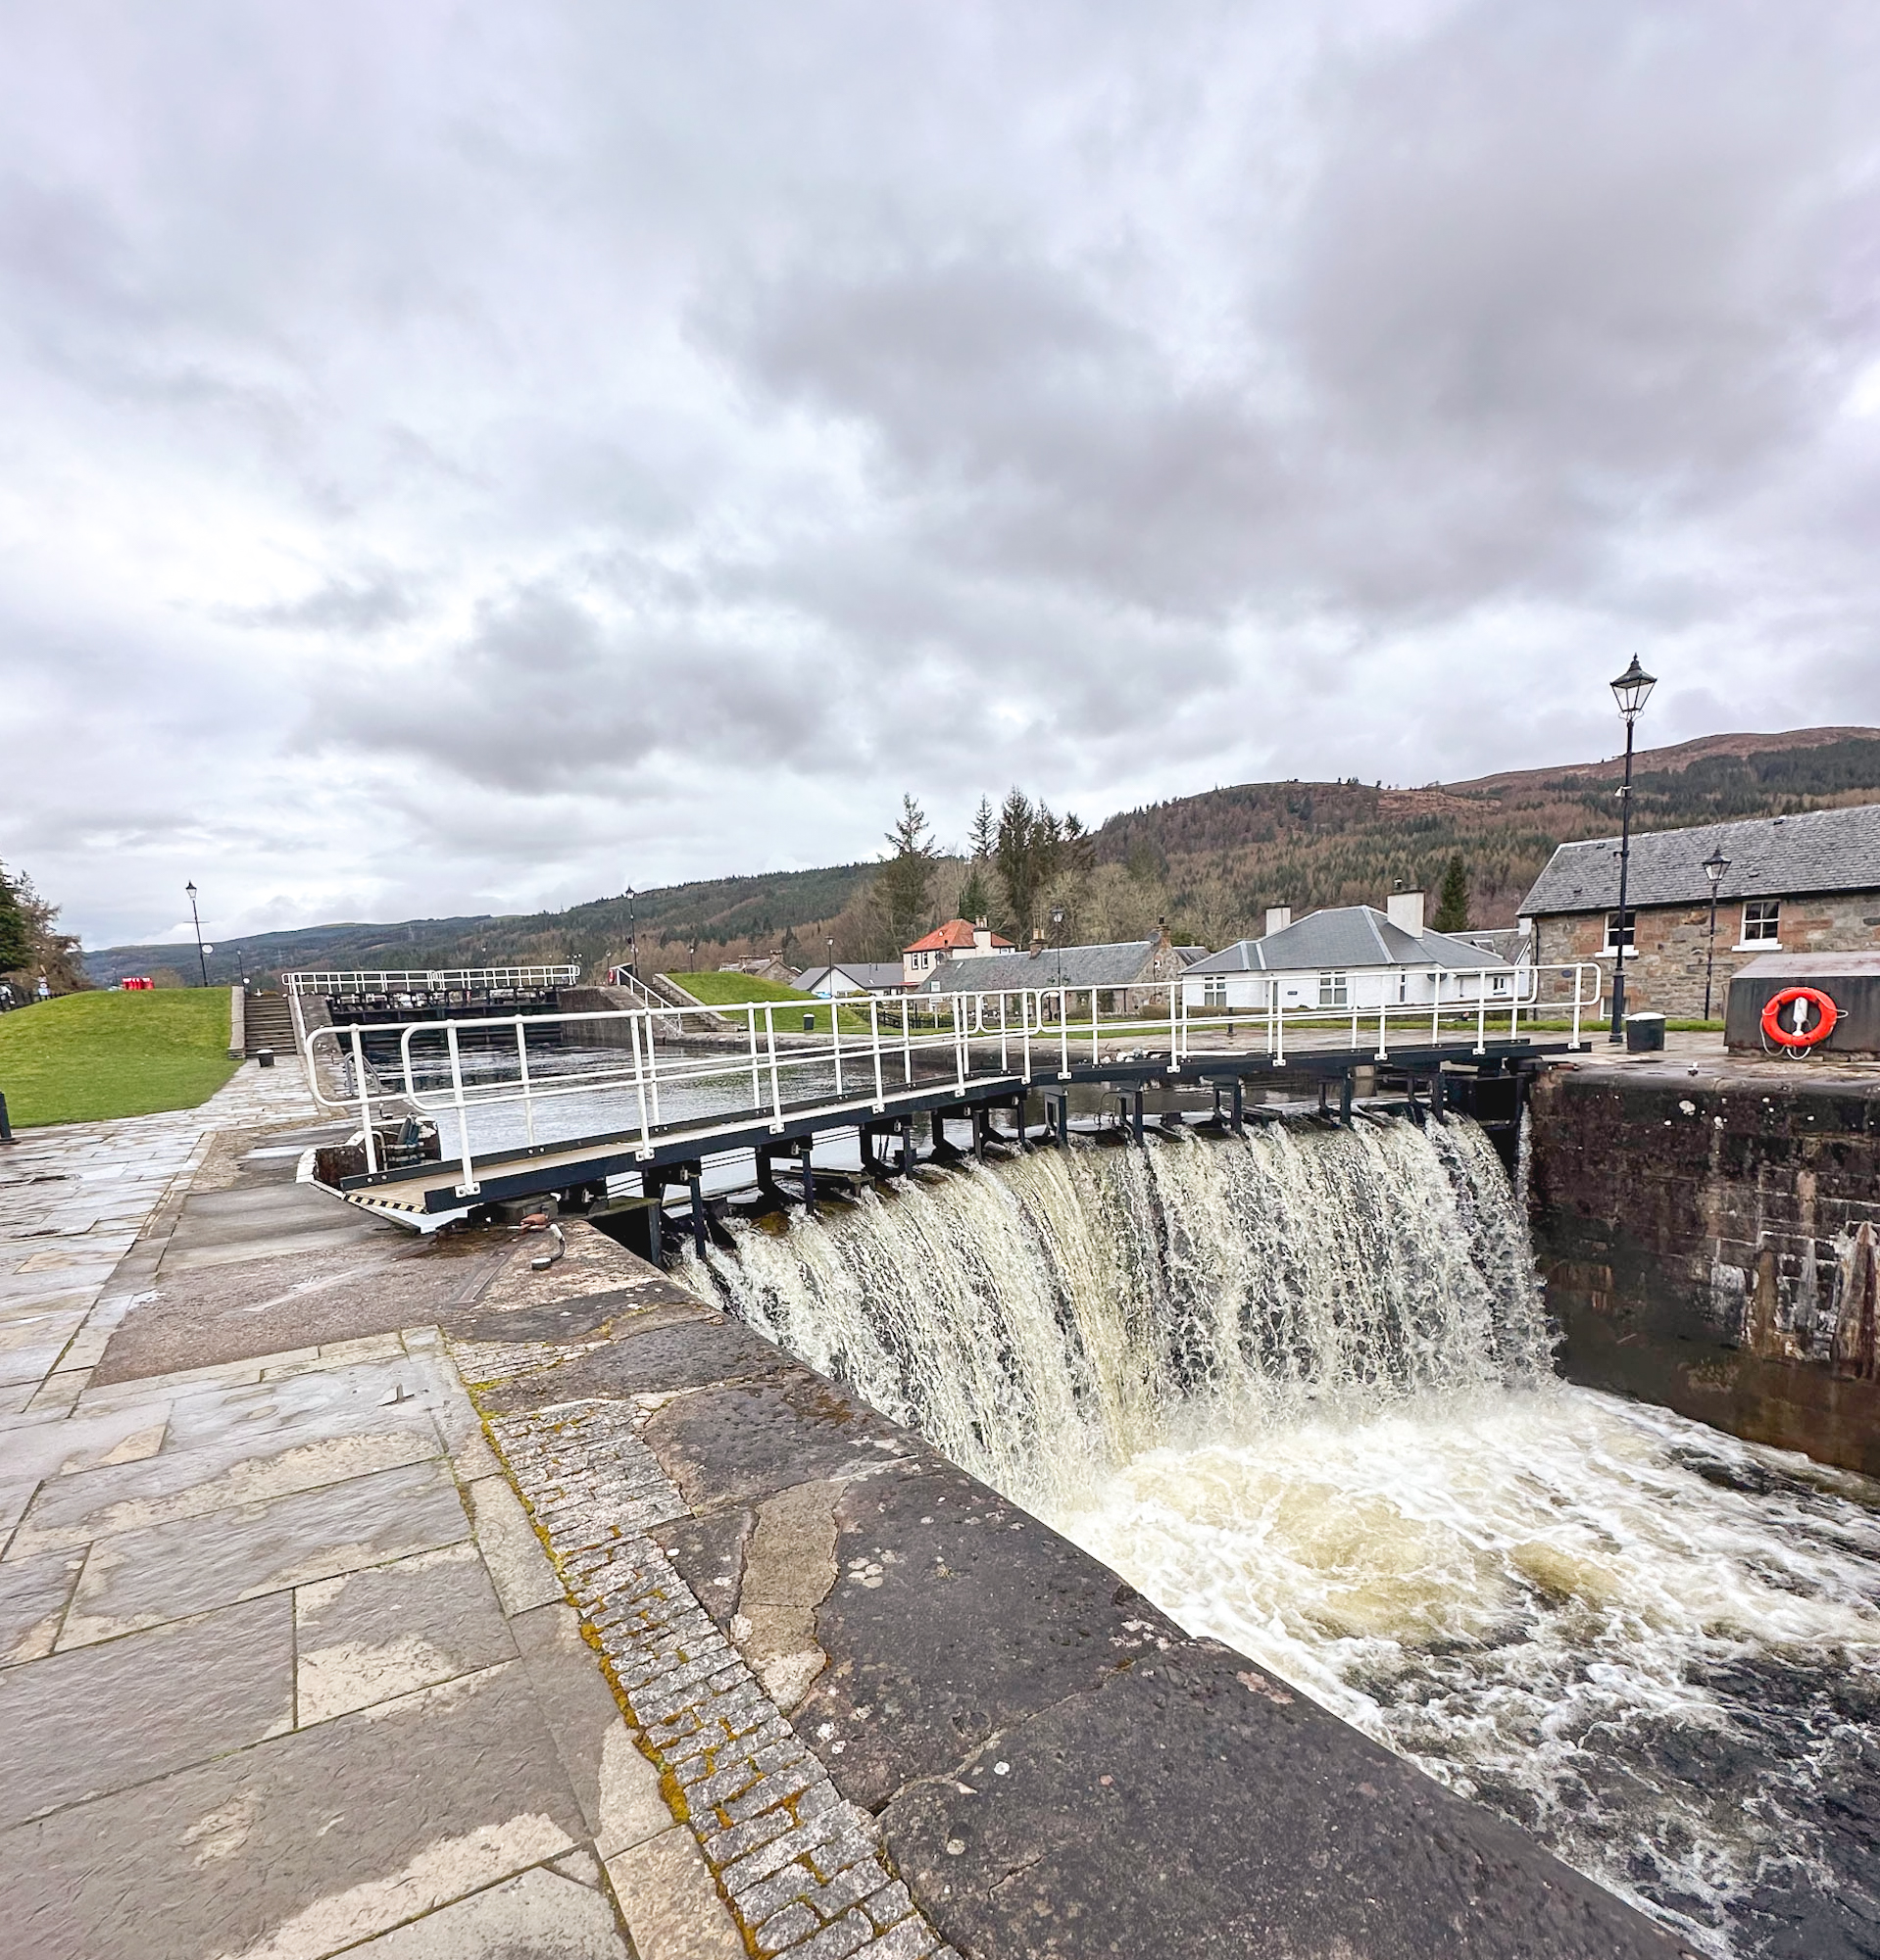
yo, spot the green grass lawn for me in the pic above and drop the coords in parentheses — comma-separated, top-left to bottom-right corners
(0, 989, 239, 1127)
(663, 971, 879, 1034)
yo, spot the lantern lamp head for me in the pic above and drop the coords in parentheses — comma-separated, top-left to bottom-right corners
(1609, 655, 1657, 722)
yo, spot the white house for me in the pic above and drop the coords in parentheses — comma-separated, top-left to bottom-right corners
(902, 918, 1016, 987)
(1181, 894, 1522, 1015)
(793, 960, 909, 999)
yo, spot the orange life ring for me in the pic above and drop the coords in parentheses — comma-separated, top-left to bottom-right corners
(1760, 985, 1839, 1050)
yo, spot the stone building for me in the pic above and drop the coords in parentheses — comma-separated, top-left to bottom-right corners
(1518, 804, 1880, 1018)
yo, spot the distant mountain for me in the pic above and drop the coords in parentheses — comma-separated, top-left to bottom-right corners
(1094, 727, 1880, 928)
(83, 864, 877, 989)
(82, 726, 1880, 984)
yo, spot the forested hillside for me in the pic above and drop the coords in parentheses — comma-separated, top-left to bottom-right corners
(83, 727, 1880, 984)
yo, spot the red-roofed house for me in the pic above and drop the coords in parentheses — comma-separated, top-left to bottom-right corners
(902, 918, 1016, 988)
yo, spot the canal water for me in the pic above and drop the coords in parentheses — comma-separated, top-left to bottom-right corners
(691, 1118, 1880, 1960)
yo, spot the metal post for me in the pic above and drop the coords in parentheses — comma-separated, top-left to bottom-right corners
(445, 1022, 476, 1196)
(0, 1090, 13, 1143)
(1610, 723, 1636, 1041)
(901, 1117, 915, 1175)
(800, 1142, 816, 1215)
(1132, 1088, 1145, 1146)
(688, 1167, 708, 1258)
(869, 996, 884, 1110)
(1340, 1072, 1354, 1127)
(515, 1016, 536, 1146)
(350, 1026, 378, 1175)
(1231, 1077, 1244, 1138)
(766, 1005, 783, 1130)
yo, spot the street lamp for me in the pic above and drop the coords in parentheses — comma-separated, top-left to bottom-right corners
(1050, 904, 1066, 1013)
(625, 887, 638, 979)
(1607, 656, 1657, 1042)
(184, 881, 209, 988)
(1702, 845, 1731, 1021)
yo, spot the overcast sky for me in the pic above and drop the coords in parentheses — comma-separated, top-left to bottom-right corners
(5, 2, 1878, 949)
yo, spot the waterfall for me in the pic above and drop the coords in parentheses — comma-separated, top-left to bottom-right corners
(695, 1116, 1880, 1958)
(695, 1116, 1552, 1516)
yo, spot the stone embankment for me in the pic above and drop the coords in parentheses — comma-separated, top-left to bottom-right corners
(1528, 1045, 1880, 1474)
(454, 1223, 1684, 1960)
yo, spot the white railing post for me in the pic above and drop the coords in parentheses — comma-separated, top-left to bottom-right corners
(766, 1004, 784, 1129)
(628, 1013, 652, 1155)
(747, 1006, 762, 1111)
(351, 1027, 377, 1174)
(901, 996, 913, 1088)
(1430, 971, 1441, 1047)
(445, 1022, 477, 1197)
(515, 1017, 536, 1146)
(869, 997, 884, 1110)
(644, 1010, 663, 1129)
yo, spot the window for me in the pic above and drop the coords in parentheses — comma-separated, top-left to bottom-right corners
(1396, 969, 1410, 1004)
(1604, 909, 1636, 954)
(1317, 971, 1349, 1008)
(1743, 900, 1780, 944)
(1202, 977, 1227, 1008)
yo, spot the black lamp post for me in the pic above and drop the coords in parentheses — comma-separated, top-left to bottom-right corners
(1050, 904, 1066, 1013)
(625, 887, 638, 979)
(184, 881, 209, 988)
(1607, 656, 1657, 1042)
(1702, 845, 1730, 1021)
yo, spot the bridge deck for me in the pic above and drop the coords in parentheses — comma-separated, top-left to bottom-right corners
(335, 1037, 1571, 1216)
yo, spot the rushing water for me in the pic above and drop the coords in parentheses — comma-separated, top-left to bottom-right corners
(692, 1118, 1880, 1959)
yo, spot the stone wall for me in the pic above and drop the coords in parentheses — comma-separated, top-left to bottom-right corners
(1527, 1060, 1880, 1474)
(1532, 890, 1880, 1018)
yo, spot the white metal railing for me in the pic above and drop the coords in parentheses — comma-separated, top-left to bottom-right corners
(298, 963, 1600, 1200)
(282, 964, 581, 996)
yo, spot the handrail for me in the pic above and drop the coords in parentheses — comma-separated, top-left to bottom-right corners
(297, 962, 1599, 1200)
(282, 965, 580, 996)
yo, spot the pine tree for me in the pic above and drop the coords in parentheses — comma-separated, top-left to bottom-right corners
(957, 863, 992, 927)
(872, 796, 937, 952)
(0, 866, 29, 975)
(994, 790, 1064, 942)
(967, 797, 996, 863)
(1433, 854, 1470, 933)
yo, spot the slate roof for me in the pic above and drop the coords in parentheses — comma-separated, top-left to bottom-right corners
(1185, 906, 1508, 975)
(928, 939, 1168, 992)
(1519, 805, 1880, 916)
(795, 961, 909, 993)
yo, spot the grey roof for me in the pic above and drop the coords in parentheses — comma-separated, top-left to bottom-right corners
(1186, 906, 1510, 975)
(930, 939, 1165, 993)
(1520, 805, 1880, 916)
(796, 961, 907, 992)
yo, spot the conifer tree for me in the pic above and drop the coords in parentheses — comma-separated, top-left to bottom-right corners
(873, 796, 937, 952)
(1433, 854, 1470, 933)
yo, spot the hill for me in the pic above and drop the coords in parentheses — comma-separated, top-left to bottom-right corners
(1094, 727, 1880, 931)
(81, 726, 1880, 984)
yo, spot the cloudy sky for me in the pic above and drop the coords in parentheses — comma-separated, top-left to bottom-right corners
(4, 2, 1878, 949)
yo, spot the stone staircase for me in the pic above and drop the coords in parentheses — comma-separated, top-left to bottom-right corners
(242, 991, 296, 1057)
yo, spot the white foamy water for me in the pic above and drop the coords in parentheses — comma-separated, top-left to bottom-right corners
(694, 1118, 1880, 1956)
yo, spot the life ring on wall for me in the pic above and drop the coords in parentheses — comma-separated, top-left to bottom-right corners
(1760, 986, 1839, 1050)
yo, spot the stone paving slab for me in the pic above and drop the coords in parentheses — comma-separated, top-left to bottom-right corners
(59, 1455, 470, 1646)
(0, 1593, 294, 1827)
(0, 1659, 590, 1960)
(0, 1545, 84, 1663)
(293, 1540, 517, 1726)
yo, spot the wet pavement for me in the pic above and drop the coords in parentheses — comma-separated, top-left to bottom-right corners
(0, 1059, 740, 1959)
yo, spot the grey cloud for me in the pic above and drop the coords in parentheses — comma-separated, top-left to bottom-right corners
(4, 1, 1879, 947)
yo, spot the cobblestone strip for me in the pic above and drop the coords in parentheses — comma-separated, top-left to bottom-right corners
(488, 1399, 958, 1960)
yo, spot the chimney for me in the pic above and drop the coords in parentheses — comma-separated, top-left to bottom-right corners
(1263, 906, 1292, 937)
(1029, 925, 1047, 956)
(973, 920, 992, 953)
(1386, 890, 1425, 935)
